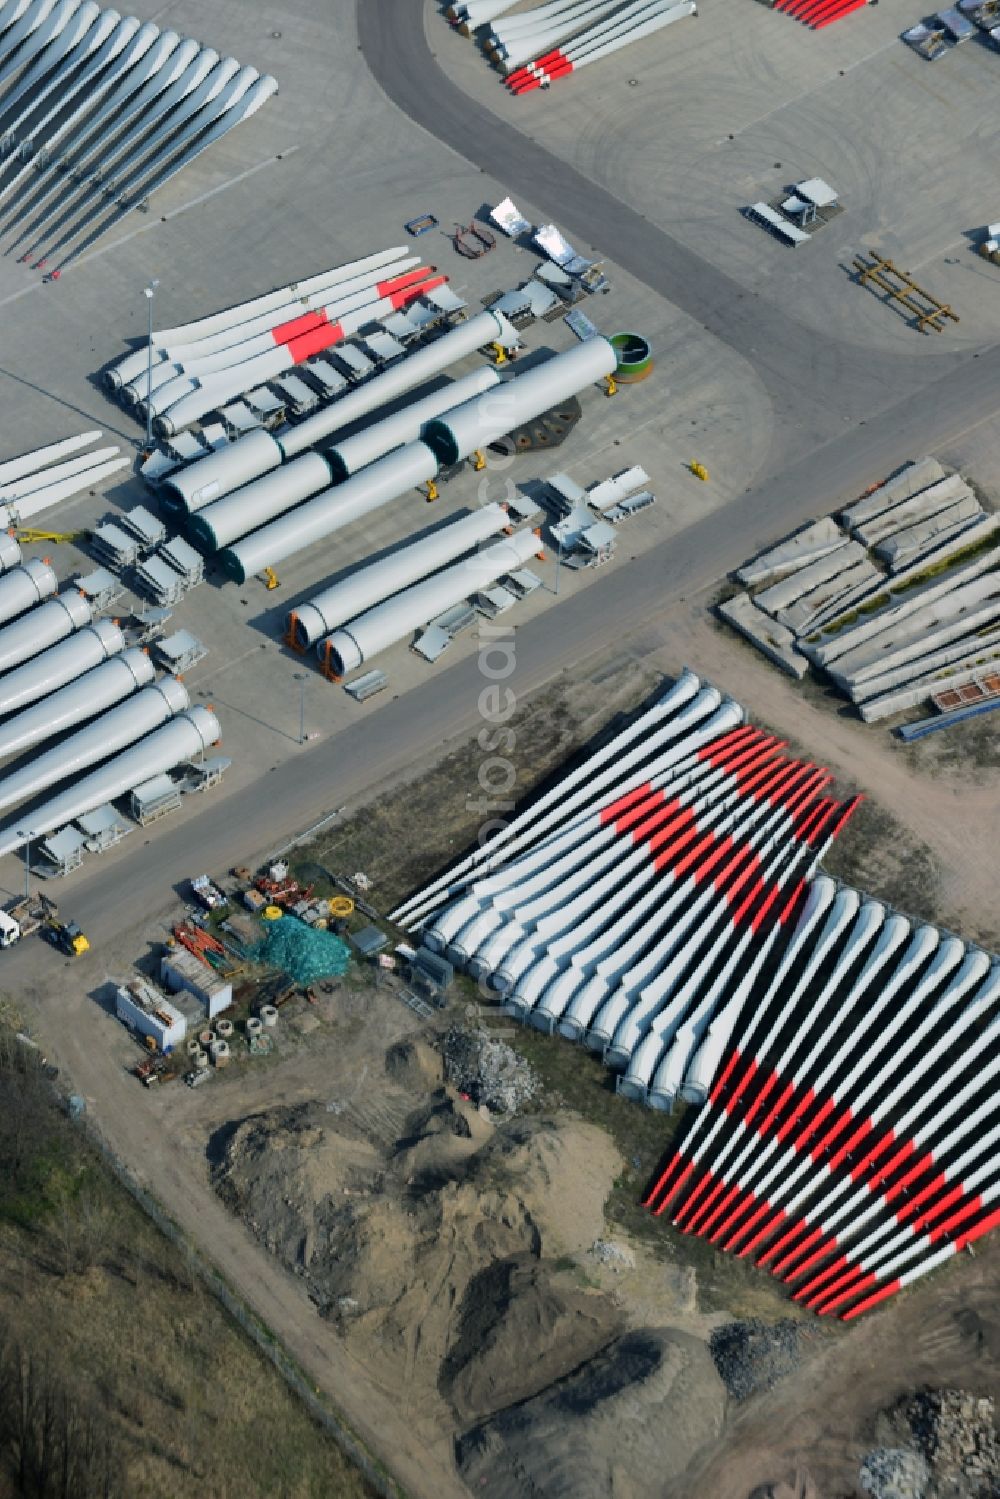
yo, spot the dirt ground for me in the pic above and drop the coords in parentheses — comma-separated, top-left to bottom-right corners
(17, 581, 1000, 1499)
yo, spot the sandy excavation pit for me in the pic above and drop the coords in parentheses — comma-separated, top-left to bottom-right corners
(210, 1036, 728, 1493)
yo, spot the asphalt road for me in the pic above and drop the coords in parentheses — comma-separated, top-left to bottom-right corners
(7, 329, 999, 973)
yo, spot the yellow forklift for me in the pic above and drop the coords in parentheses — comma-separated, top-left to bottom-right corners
(39, 896, 90, 956)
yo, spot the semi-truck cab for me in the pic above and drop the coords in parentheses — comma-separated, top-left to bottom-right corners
(0, 909, 19, 948)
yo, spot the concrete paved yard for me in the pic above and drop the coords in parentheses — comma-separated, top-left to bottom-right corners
(436, 0, 1000, 353)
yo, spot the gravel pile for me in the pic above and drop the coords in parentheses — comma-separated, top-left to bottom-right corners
(902, 1388, 1000, 1496)
(862, 1387, 1000, 1499)
(859, 1446, 930, 1499)
(442, 1027, 539, 1116)
(589, 1239, 636, 1271)
(709, 1319, 814, 1402)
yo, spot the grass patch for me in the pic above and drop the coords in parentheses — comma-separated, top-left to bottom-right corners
(0, 1021, 377, 1499)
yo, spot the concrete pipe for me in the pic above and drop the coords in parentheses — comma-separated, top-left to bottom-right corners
(0, 646, 153, 759)
(290, 501, 514, 648)
(219, 441, 439, 585)
(0, 704, 220, 857)
(0, 617, 121, 717)
(0, 559, 57, 625)
(423, 337, 617, 466)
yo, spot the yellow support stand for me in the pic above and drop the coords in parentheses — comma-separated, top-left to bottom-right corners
(490, 341, 507, 365)
(262, 566, 280, 590)
(15, 528, 84, 544)
(603, 374, 617, 398)
(425, 479, 439, 502)
(471, 449, 486, 472)
(689, 461, 709, 482)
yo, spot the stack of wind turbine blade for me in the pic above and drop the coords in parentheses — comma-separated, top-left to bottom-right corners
(509, 0, 696, 92)
(121, 256, 422, 404)
(492, 0, 625, 72)
(107, 247, 411, 390)
(0, 18, 158, 212)
(387, 669, 1000, 1319)
(49, 71, 280, 279)
(137, 265, 433, 414)
(0, 5, 276, 273)
(153, 270, 446, 436)
(0, 429, 128, 522)
(6, 34, 203, 255)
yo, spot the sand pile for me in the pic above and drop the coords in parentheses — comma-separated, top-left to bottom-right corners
(212, 1040, 725, 1493)
(212, 1060, 631, 1434)
(457, 1327, 727, 1499)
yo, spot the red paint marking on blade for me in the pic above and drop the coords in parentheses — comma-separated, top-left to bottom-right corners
(879, 1145, 936, 1199)
(612, 789, 672, 836)
(822, 794, 864, 845)
(894, 1173, 954, 1225)
(699, 1181, 747, 1239)
(781, 1233, 840, 1283)
(727, 1054, 760, 1110)
(380, 267, 435, 297)
(796, 1253, 853, 1305)
(818, 1270, 879, 1315)
(709, 1049, 742, 1105)
(826, 1116, 874, 1175)
(777, 879, 808, 926)
(710, 1187, 763, 1246)
(288, 321, 343, 363)
(271, 310, 327, 344)
(841, 1278, 901, 1320)
(644, 1156, 692, 1210)
(754, 1078, 797, 1137)
(762, 1220, 813, 1270)
(743, 876, 789, 934)
(805, 1100, 854, 1162)
(675, 1169, 721, 1230)
(655, 827, 717, 877)
(772, 1086, 818, 1145)
(806, 1260, 866, 1310)
(395, 276, 446, 308)
(631, 799, 697, 849)
(696, 727, 765, 766)
(599, 783, 654, 824)
(955, 1205, 1000, 1251)
(929, 1194, 987, 1244)
(736, 1205, 787, 1258)
(763, 1223, 823, 1272)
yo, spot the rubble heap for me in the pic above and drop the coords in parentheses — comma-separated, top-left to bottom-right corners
(442, 1027, 539, 1116)
(862, 1387, 1000, 1499)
